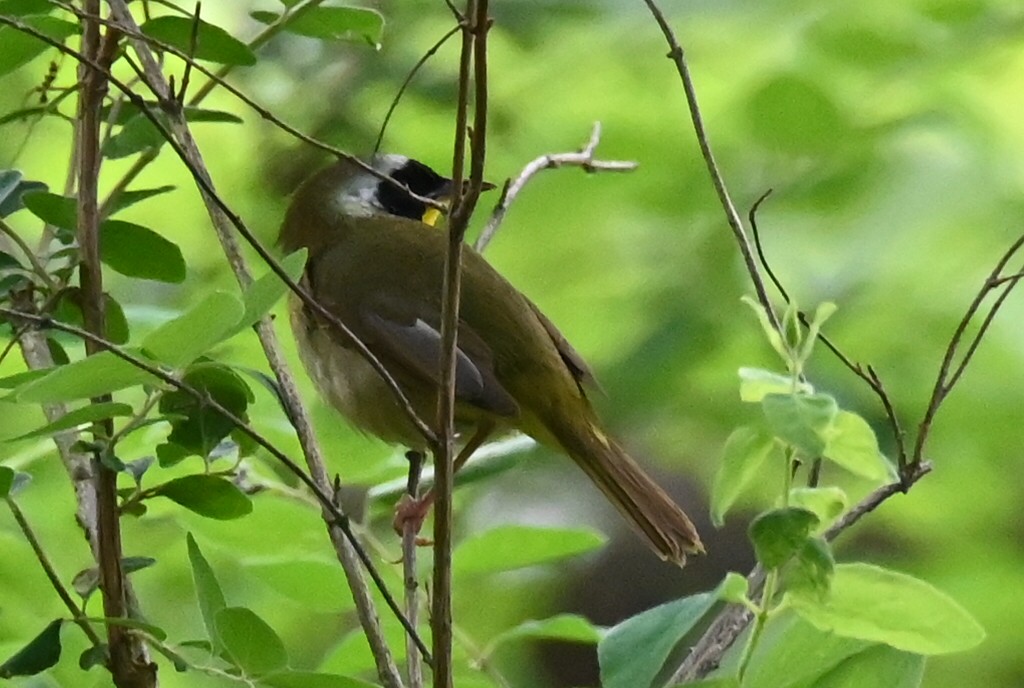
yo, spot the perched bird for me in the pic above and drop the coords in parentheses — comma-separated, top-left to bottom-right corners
(278, 154, 703, 565)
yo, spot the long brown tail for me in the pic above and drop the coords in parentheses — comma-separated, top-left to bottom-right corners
(549, 417, 704, 566)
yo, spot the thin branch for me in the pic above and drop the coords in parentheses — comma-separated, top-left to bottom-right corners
(4, 496, 104, 647)
(475, 121, 638, 253)
(0, 306, 431, 668)
(912, 231, 1024, 465)
(640, 0, 779, 333)
(668, 461, 933, 683)
(432, 2, 490, 686)
(374, 23, 462, 155)
(402, 451, 425, 688)
(0, 218, 57, 290)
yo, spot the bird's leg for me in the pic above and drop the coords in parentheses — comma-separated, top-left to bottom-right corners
(393, 422, 495, 537)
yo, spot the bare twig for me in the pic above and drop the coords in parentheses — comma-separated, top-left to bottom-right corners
(474, 122, 638, 253)
(374, 23, 462, 155)
(912, 232, 1024, 465)
(640, 0, 779, 333)
(432, 1, 490, 685)
(402, 451, 425, 688)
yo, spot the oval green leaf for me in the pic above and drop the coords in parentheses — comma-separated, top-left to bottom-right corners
(748, 507, 819, 570)
(7, 401, 133, 441)
(0, 619, 63, 678)
(154, 474, 252, 520)
(250, 7, 384, 47)
(187, 533, 227, 651)
(142, 292, 244, 367)
(598, 592, 717, 688)
(486, 614, 602, 656)
(823, 411, 894, 482)
(710, 425, 776, 526)
(788, 563, 986, 655)
(235, 249, 307, 334)
(16, 350, 159, 403)
(140, 16, 256, 66)
(215, 607, 287, 676)
(100, 219, 186, 283)
(761, 392, 838, 456)
(814, 644, 925, 688)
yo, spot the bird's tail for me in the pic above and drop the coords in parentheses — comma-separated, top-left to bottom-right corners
(550, 417, 703, 566)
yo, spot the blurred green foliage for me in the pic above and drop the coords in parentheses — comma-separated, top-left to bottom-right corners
(1, 0, 1023, 686)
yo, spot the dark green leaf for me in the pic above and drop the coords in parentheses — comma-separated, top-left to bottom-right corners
(78, 644, 107, 671)
(158, 362, 252, 458)
(0, 619, 63, 678)
(21, 190, 76, 229)
(7, 401, 133, 441)
(100, 220, 186, 283)
(250, 7, 384, 47)
(215, 607, 287, 676)
(0, 169, 48, 217)
(104, 185, 176, 217)
(187, 533, 227, 651)
(102, 113, 166, 159)
(0, 17, 78, 78)
(710, 425, 776, 526)
(46, 336, 70, 365)
(142, 292, 244, 367)
(453, 525, 606, 575)
(0, 466, 13, 497)
(787, 537, 835, 597)
(787, 563, 986, 654)
(104, 293, 131, 344)
(599, 592, 717, 688)
(101, 102, 243, 126)
(15, 350, 160, 403)
(0, 0, 55, 15)
(748, 507, 819, 569)
(761, 392, 838, 456)
(140, 16, 257, 66)
(0, 368, 47, 391)
(155, 474, 252, 520)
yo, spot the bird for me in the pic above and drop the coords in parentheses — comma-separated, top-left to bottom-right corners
(277, 153, 703, 566)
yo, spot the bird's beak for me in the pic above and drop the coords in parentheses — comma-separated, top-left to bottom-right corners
(421, 178, 497, 227)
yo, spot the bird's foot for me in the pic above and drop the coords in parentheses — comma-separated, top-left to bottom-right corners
(393, 493, 434, 545)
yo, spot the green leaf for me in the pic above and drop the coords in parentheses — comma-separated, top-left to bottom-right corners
(788, 487, 848, 528)
(50, 288, 130, 345)
(0, 169, 48, 217)
(7, 401, 133, 441)
(741, 295, 787, 362)
(718, 572, 749, 604)
(215, 607, 288, 676)
(244, 558, 350, 610)
(598, 592, 717, 688)
(710, 425, 776, 526)
(102, 113, 166, 159)
(155, 474, 252, 520)
(813, 644, 925, 688)
(748, 507, 819, 569)
(0, 619, 62, 677)
(486, 614, 601, 656)
(250, 7, 384, 47)
(787, 536, 835, 597)
(787, 563, 986, 655)
(797, 302, 838, 364)
(761, 392, 838, 456)
(822, 411, 894, 482)
(72, 556, 157, 599)
(453, 525, 606, 576)
(101, 220, 186, 283)
(158, 362, 252, 458)
(21, 190, 76, 228)
(0, 0, 55, 16)
(102, 102, 243, 126)
(739, 610, 870, 688)
(0, 466, 13, 498)
(738, 367, 812, 403)
(0, 16, 78, 78)
(142, 292, 243, 367)
(235, 249, 307, 334)
(259, 670, 380, 688)
(104, 185, 176, 217)
(140, 16, 257, 66)
(16, 350, 160, 403)
(187, 533, 227, 651)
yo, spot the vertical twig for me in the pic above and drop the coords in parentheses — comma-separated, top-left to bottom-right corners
(402, 451, 425, 688)
(74, 3, 154, 686)
(433, 1, 490, 686)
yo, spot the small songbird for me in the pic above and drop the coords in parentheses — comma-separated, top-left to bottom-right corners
(278, 154, 703, 565)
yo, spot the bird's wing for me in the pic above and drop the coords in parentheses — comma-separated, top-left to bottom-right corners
(359, 299, 519, 417)
(523, 298, 599, 394)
